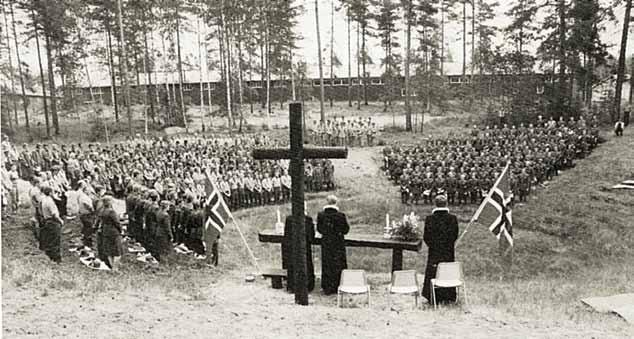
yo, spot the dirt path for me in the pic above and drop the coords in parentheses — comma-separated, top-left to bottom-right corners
(333, 147, 384, 180)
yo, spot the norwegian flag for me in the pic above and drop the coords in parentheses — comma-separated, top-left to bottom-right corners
(472, 162, 514, 249)
(202, 172, 232, 249)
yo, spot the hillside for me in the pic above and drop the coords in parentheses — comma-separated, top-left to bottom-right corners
(2, 127, 633, 338)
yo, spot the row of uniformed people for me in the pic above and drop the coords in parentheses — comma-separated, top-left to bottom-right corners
(309, 117, 379, 147)
(125, 186, 218, 264)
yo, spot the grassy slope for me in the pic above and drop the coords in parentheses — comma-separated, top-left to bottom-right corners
(2, 120, 633, 338)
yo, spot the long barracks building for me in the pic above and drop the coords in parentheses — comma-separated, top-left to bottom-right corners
(77, 62, 557, 107)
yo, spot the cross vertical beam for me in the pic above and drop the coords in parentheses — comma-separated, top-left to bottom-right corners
(289, 102, 308, 305)
(252, 102, 347, 306)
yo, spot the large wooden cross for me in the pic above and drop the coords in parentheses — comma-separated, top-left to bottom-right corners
(252, 102, 347, 305)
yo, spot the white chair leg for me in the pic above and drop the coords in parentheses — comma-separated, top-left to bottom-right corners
(462, 283, 468, 308)
(367, 287, 371, 308)
(432, 283, 437, 310)
(414, 293, 418, 309)
(387, 292, 391, 311)
(337, 292, 341, 308)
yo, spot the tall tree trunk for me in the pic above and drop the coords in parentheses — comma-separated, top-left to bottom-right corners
(227, 18, 235, 128)
(315, 0, 325, 122)
(290, 49, 296, 101)
(265, 14, 271, 121)
(10, 2, 27, 130)
(3, 2, 17, 128)
(237, 24, 245, 131)
(347, 10, 352, 108)
(556, 0, 567, 113)
(356, 21, 361, 110)
(471, 0, 476, 100)
(249, 46, 254, 115)
(462, 1, 466, 83)
(197, 16, 205, 132)
(161, 30, 172, 124)
(329, 0, 334, 108)
(404, 0, 412, 131)
(362, 24, 368, 105)
(143, 28, 155, 124)
(117, 0, 133, 135)
(440, 0, 445, 76)
(33, 13, 50, 137)
(106, 28, 119, 122)
(175, 7, 188, 132)
(628, 54, 634, 105)
(151, 29, 159, 117)
(203, 22, 213, 125)
(44, 34, 59, 135)
(585, 54, 594, 109)
(218, 24, 227, 113)
(614, 0, 632, 122)
(260, 36, 265, 109)
(220, 3, 233, 129)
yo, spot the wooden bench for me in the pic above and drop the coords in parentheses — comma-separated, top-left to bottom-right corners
(262, 268, 287, 289)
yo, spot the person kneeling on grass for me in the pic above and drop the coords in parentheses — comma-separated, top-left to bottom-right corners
(99, 196, 123, 271)
(422, 194, 459, 305)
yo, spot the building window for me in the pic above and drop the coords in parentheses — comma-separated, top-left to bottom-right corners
(400, 89, 417, 97)
(449, 76, 462, 84)
(312, 80, 321, 87)
(274, 81, 286, 88)
(183, 84, 193, 92)
(333, 79, 345, 86)
(249, 81, 262, 89)
(370, 78, 384, 85)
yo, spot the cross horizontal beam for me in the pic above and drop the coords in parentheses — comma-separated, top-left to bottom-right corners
(251, 147, 348, 160)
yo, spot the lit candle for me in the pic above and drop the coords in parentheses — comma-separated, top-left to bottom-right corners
(277, 209, 281, 224)
(386, 213, 390, 229)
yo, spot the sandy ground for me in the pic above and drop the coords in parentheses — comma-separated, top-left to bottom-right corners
(3, 148, 633, 339)
(3, 278, 627, 339)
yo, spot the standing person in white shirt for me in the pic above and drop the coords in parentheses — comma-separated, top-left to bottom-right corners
(39, 185, 64, 263)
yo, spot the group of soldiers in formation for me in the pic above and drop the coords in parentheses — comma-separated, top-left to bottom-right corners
(310, 116, 379, 147)
(1, 133, 337, 265)
(384, 115, 601, 205)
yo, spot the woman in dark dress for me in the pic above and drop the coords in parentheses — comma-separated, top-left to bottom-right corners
(422, 194, 459, 304)
(317, 195, 350, 295)
(99, 196, 123, 271)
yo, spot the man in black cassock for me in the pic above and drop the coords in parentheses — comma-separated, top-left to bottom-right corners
(422, 194, 459, 304)
(282, 207, 315, 293)
(317, 195, 350, 295)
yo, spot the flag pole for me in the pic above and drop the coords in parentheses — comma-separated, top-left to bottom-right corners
(204, 169, 262, 274)
(455, 161, 511, 247)
(227, 212, 263, 274)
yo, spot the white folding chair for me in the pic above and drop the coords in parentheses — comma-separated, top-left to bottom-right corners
(337, 269, 371, 308)
(388, 270, 420, 310)
(431, 262, 468, 309)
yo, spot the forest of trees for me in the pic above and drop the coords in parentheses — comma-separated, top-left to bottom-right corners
(0, 0, 632, 137)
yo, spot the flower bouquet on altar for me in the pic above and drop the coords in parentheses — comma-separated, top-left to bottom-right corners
(389, 212, 421, 241)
